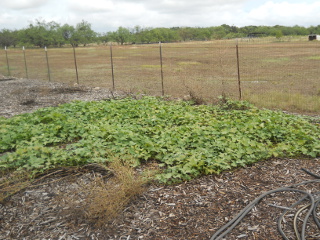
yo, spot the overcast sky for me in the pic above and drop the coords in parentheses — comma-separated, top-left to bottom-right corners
(1, 0, 320, 32)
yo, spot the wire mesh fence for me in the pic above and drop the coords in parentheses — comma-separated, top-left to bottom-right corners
(1, 38, 319, 113)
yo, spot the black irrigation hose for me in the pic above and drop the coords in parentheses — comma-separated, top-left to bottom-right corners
(210, 188, 315, 240)
(277, 194, 310, 240)
(313, 199, 320, 229)
(295, 169, 320, 231)
(293, 204, 311, 240)
(277, 190, 320, 239)
(0, 78, 15, 81)
(301, 168, 320, 179)
(210, 170, 320, 240)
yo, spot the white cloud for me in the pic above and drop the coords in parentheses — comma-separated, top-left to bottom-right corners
(68, 0, 115, 13)
(89, 0, 248, 30)
(2, 0, 48, 10)
(248, 1, 320, 25)
(140, 0, 248, 14)
(0, 0, 320, 32)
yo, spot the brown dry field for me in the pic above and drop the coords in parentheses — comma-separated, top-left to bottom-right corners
(1, 38, 320, 113)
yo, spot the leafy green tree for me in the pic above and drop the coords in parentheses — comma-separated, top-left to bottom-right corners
(138, 28, 154, 43)
(225, 32, 245, 39)
(74, 20, 96, 46)
(95, 32, 111, 45)
(22, 20, 47, 47)
(0, 29, 19, 47)
(221, 24, 239, 34)
(131, 25, 144, 43)
(112, 27, 132, 45)
(178, 27, 194, 41)
(150, 28, 179, 42)
(291, 25, 309, 35)
(210, 26, 227, 39)
(47, 21, 65, 47)
(275, 30, 284, 39)
(60, 24, 75, 43)
(59, 21, 96, 47)
(62, 24, 81, 47)
(20, 19, 62, 47)
(308, 25, 320, 34)
(254, 26, 272, 36)
(11, 30, 20, 47)
(239, 25, 256, 35)
(195, 28, 212, 40)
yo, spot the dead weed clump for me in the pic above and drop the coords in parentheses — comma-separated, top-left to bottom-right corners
(183, 84, 207, 105)
(0, 170, 33, 203)
(83, 159, 148, 226)
(1, 159, 151, 227)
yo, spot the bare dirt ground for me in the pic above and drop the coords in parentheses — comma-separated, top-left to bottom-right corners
(0, 76, 319, 240)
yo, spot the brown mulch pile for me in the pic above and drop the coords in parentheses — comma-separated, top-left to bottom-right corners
(0, 76, 319, 240)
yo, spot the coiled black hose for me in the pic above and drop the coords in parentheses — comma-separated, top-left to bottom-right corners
(210, 169, 320, 240)
(313, 199, 320, 229)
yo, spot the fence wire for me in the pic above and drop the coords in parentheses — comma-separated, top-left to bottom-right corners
(1, 38, 319, 113)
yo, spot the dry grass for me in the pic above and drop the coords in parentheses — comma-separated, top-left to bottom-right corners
(0, 170, 32, 203)
(0, 159, 154, 225)
(1, 38, 320, 114)
(83, 159, 147, 226)
(243, 90, 320, 114)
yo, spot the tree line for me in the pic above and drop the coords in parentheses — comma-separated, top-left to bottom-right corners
(0, 19, 96, 48)
(1, 19, 320, 48)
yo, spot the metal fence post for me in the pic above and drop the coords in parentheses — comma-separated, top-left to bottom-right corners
(23, 46, 28, 79)
(73, 46, 79, 84)
(110, 43, 115, 91)
(219, 43, 226, 98)
(5, 46, 11, 76)
(159, 42, 164, 96)
(45, 47, 51, 82)
(236, 42, 242, 100)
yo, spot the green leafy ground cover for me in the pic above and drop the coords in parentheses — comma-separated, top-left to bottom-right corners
(0, 97, 319, 183)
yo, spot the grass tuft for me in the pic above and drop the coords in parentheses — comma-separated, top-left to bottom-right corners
(0, 170, 32, 203)
(84, 158, 148, 226)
